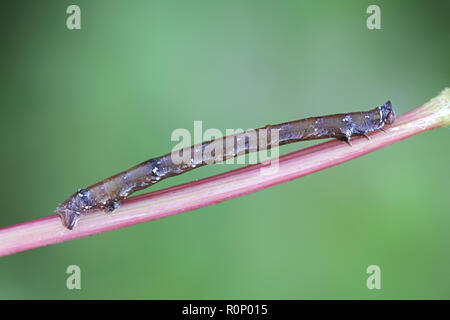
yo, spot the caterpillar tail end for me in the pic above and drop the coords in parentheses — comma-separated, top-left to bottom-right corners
(381, 100, 396, 125)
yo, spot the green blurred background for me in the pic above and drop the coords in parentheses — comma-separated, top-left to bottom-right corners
(0, 0, 449, 299)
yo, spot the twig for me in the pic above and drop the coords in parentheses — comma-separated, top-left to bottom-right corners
(0, 89, 448, 257)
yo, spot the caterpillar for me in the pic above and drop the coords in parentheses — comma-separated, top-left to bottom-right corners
(57, 101, 395, 229)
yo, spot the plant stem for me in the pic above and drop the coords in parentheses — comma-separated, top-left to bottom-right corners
(0, 89, 448, 257)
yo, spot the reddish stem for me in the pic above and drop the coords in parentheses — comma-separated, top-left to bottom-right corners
(0, 89, 448, 257)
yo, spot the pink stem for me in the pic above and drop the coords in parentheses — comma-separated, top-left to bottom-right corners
(0, 89, 448, 257)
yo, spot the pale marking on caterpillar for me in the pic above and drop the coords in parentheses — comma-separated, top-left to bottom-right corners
(57, 101, 396, 229)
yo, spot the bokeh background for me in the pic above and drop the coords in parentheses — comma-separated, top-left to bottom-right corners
(0, 0, 449, 299)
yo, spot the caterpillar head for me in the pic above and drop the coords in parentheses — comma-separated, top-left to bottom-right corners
(56, 189, 92, 229)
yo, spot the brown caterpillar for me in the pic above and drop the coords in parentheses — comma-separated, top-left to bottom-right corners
(57, 101, 395, 229)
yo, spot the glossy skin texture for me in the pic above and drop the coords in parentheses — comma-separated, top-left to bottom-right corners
(275, 100, 395, 145)
(57, 101, 395, 229)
